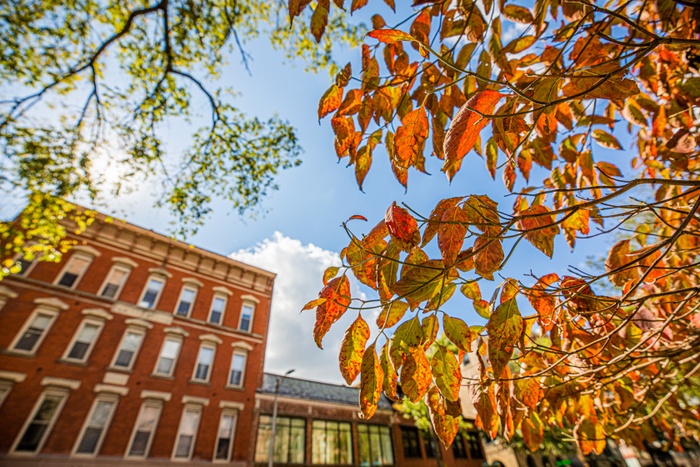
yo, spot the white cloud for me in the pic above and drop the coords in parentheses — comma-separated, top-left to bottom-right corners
(230, 232, 373, 385)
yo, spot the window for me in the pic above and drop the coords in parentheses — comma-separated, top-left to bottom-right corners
(173, 406, 202, 460)
(56, 254, 92, 288)
(139, 277, 165, 309)
(154, 337, 182, 376)
(193, 345, 215, 382)
(214, 411, 237, 461)
(126, 402, 162, 458)
(311, 420, 352, 465)
(400, 426, 421, 458)
(358, 425, 394, 466)
(228, 352, 247, 387)
(208, 295, 227, 325)
(175, 287, 197, 317)
(12, 256, 34, 276)
(74, 397, 118, 455)
(100, 266, 130, 299)
(13, 390, 67, 453)
(452, 433, 468, 459)
(423, 433, 438, 458)
(0, 382, 11, 407)
(112, 329, 145, 370)
(239, 302, 254, 332)
(65, 321, 102, 362)
(254, 415, 306, 464)
(465, 431, 484, 459)
(12, 311, 57, 354)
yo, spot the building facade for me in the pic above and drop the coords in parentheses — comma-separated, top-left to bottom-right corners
(0, 213, 275, 466)
(251, 373, 487, 467)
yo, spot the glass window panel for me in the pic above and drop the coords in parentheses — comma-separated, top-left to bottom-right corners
(194, 347, 214, 380)
(15, 313, 53, 352)
(174, 409, 200, 458)
(256, 416, 306, 464)
(114, 332, 143, 368)
(68, 323, 100, 360)
(76, 400, 115, 454)
(400, 426, 421, 458)
(240, 304, 253, 331)
(380, 427, 394, 464)
(209, 297, 225, 324)
(312, 420, 352, 465)
(101, 268, 127, 298)
(156, 339, 181, 375)
(176, 288, 196, 316)
(139, 279, 164, 309)
(229, 353, 246, 386)
(59, 256, 90, 287)
(215, 414, 235, 460)
(128, 405, 160, 457)
(16, 394, 64, 452)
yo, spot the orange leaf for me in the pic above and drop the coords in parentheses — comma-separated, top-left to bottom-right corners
(443, 90, 504, 181)
(367, 28, 415, 44)
(431, 344, 462, 401)
(460, 281, 481, 301)
(400, 347, 432, 402)
(359, 343, 384, 418)
(426, 386, 461, 447)
(313, 276, 351, 348)
(319, 84, 343, 120)
(522, 411, 544, 451)
(310, 4, 328, 43)
(376, 300, 409, 328)
(347, 214, 368, 222)
(394, 107, 429, 170)
(526, 273, 559, 332)
(470, 382, 499, 439)
(380, 342, 398, 400)
(339, 315, 370, 385)
(579, 419, 606, 455)
(518, 204, 559, 258)
(422, 197, 464, 247)
(337, 89, 364, 116)
(473, 236, 504, 280)
(301, 297, 326, 311)
(351, 0, 369, 13)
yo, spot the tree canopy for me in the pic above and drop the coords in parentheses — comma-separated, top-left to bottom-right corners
(1, 0, 363, 275)
(301, 0, 700, 456)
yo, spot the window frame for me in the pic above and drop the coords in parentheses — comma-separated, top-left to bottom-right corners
(110, 327, 147, 371)
(238, 301, 255, 332)
(138, 276, 166, 310)
(191, 343, 217, 383)
(227, 350, 247, 388)
(254, 415, 306, 464)
(171, 404, 203, 461)
(357, 424, 394, 466)
(125, 399, 163, 459)
(207, 293, 228, 325)
(213, 409, 238, 463)
(72, 394, 119, 457)
(62, 318, 105, 363)
(54, 252, 94, 289)
(0, 380, 13, 408)
(9, 308, 59, 355)
(174, 285, 198, 318)
(153, 336, 183, 377)
(98, 264, 132, 300)
(11, 388, 69, 455)
(311, 419, 354, 465)
(400, 426, 422, 459)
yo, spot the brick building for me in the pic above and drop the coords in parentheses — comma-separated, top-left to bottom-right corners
(0, 212, 275, 466)
(251, 373, 486, 467)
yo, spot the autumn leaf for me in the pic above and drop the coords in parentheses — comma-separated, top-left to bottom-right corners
(359, 343, 384, 419)
(526, 273, 559, 332)
(460, 281, 481, 301)
(339, 315, 370, 384)
(389, 315, 424, 369)
(522, 411, 544, 451)
(394, 107, 429, 171)
(431, 344, 462, 401)
(470, 382, 499, 440)
(400, 346, 432, 402)
(443, 90, 505, 181)
(310, 4, 329, 43)
(301, 297, 326, 311)
(380, 343, 398, 400)
(385, 201, 421, 249)
(502, 4, 534, 23)
(438, 205, 469, 264)
(486, 298, 523, 379)
(426, 386, 461, 447)
(592, 129, 623, 150)
(313, 276, 352, 348)
(422, 197, 464, 247)
(473, 236, 504, 280)
(376, 300, 409, 328)
(367, 28, 415, 44)
(605, 239, 639, 286)
(318, 84, 343, 120)
(444, 315, 474, 352)
(392, 259, 446, 307)
(580, 419, 606, 455)
(518, 204, 560, 258)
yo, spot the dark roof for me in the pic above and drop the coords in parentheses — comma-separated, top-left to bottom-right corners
(259, 373, 394, 410)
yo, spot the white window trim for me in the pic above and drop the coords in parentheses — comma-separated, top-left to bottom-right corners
(98, 264, 132, 300)
(152, 335, 184, 378)
(227, 350, 248, 389)
(110, 326, 147, 371)
(53, 252, 94, 289)
(10, 388, 69, 455)
(72, 393, 119, 457)
(9, 307, 59, 355)
(171, 404, 203, 461)
(138, 275, 167, 310)
(174, 285, 199, 318)
(238, 301, 256, 333)
(213, 409, 238, 463)
(11, 252, 37, 277)
(62, 318, 105, 363)
(124, 399, 163, 459)
(191, 342, 217, 383)
(0, 380, 13, 408)
(207, 293, 228, 325)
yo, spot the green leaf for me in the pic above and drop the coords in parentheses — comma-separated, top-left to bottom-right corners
(339, 315, 371, 385)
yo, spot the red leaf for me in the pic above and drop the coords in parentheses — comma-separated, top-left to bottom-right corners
(438, 206, 469, 265)
(313, 276, 351, 348)
(394, 107, 429, 170)
(443, 91, 505, 181)
(518, 204, 560, 258)
(400, 347, 432, 402)
(348, 214, 368, 222)
(526, 273, 559, 332)
(385, 201, 421, 249)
